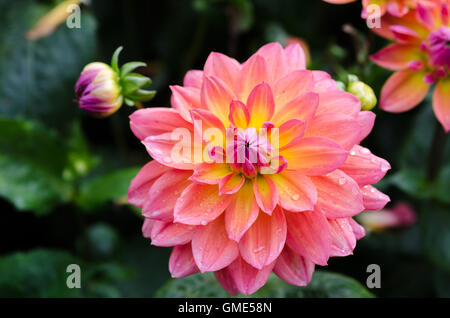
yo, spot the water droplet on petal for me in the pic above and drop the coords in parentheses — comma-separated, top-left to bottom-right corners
(338, 178, 347, 185)
(292, 194, 300, 201)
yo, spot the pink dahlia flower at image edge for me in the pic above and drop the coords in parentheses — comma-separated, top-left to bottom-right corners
(323, 0, 425, 18)
(370, 0, 450, 132)
(128, 42, 391, 295)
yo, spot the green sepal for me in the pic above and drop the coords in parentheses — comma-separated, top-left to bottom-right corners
(126, 89, 156, 102)
(120, 62, 147, 77)
(111, 46, 123, 74)
(121, 73, 152, 95)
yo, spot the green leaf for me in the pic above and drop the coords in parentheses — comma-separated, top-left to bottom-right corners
(155, 271, 374, 298)
(76, 167, 140, 210)
(0, 117, 73, 214)
(0, 249, 130, 297)
(0, 0, 97, 129)
(111, 46, 123, 74)
(420, 205, 450, 272)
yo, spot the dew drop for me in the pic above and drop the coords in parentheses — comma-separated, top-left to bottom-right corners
(292, 194, 300, 201)
(201, 220, 208, 226)
(338, 178, 347, 185)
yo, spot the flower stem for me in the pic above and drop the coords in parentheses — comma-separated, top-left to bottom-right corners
(427, 120, 448, 181)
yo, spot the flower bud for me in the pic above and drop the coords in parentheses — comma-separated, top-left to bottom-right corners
(75, 62, 123, 118)
(347, 80, 377, 111)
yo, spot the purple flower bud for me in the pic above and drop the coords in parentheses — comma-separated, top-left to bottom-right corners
(75, 62, 123, 118)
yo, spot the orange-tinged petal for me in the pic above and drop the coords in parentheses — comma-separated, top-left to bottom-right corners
(201, 76, 235, 126)
(192, 214, 239, 272)
(174, 183, 232, 225)
(280, 136, 348, 175)
(246, 82, 275, 128)
(225, 180, 259, 242)
(150, 221, 196, 247)
(272, 92, 318, 126)
(305, 112, 362, 150)
(170, 85, 203, 122)
(253, 174, 278, 215)
(214, 268, 239, 296)
(361, 185, 391, 211)
(191, 163, 232, 184)
(433, 79, 450, 132)
(315, 90, 361, 117)
(143, 169, 192, 221)
(204, 52, 241, 89)
(273, 245, 314, 287)
(390, 25, 422, 43)
(285, 209, 331, 266)
(278, 119, 306, 148)
(355, 111, 376, 144)
(235, 55, 270, 102)
(169, 243, 199, 278)
(239, 207, 287, 269)
(219, 172, 245, 195)
(328, 218, 356, 257)
(380, 70, 429, 113)
(229, 100, 250, 128)
(190, 108, 226, 148)
(274, 70, 313, 112)
(371, 44, 423, 71)
(255, 42, 289, 82)
(310, 170, 364, 218)
(271, 170, 317, 212)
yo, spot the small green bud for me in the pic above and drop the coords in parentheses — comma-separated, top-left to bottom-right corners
(347, 80, 377, 111)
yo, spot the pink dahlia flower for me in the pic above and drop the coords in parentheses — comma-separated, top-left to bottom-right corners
(128, 42, 391, 295)
(371, 0, 450, 131)
(323, 0, 439, 18)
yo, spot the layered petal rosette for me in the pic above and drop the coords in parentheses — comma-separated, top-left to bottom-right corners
(371, 0, 450, 131)
(128, 42, 391, 295)
(323, 0, 425, 18)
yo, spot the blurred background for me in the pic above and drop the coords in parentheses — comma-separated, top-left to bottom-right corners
(0, 0, 449, 298)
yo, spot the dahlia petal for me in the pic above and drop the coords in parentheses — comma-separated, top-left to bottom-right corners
(355, 111, 376, 144)
(380, 70, 429, 113)
(143, 133, 195, 170)
(229, 100, 250, 128)
(361, 185, 391, 211)
(273, 245, 314, 287)
(183, 70, 203, 89)
(192, 215, 239, 272)
(142, 218, 154, 238)
(246, 82, 275, 128)
(374, 12, 428, 40)
(284, 43, 306, 71)
(305, 113, 362, 150)
(274, 70, 313, 112)
(311, 71, 338, 93)
(169, 243, 199, 278)
(280, 137, 348, 176)
(190, 108, 226, 148)
(219, 172, 245, 195)
(170, 85, 203, 122)
(285, 209, 331, 266)
(371, 44, 422, 71)
(191, 163, 232, 184)
(204, 52, 241, 89)
(416, 3, 435, 30)
(340, 145, 391, 186)
(432, 79, 450, 133)
(315, 90, 361, 117)
(272, 92, 319, 126)
(225, 180, 259, 242)
(174, 183, 232, 225)
(255, 42, 289, 82)
(239, 207, 287, 269)
(278, 119, 306, 148)
(143, 169, 192, 221)
(128, 161, 172, 207)
(270, 171, 317, 212)
(236, 55, 270, 102)
(214, 268, 239, 296)
(390, 25, 422, 43)
(348, 218, 366, 240)
(130, 107, 193, 141)
(150, 221, 197, 247)
(310, 170, 364, 218)
(253, 175, 278, 215)
(227, 256, 275, 296)
(201, 76, 235, 126)
(328, 218, 357, 257)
